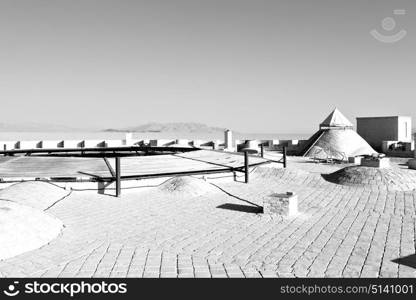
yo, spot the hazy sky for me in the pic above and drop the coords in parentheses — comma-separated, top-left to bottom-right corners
(0, 0, 414, 133)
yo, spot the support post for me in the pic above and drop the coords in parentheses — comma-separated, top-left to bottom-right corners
(115, 156, 121, 197)
(244, 151, 249, 183)
(260, 144, 264, 158)
(283, 146, 287, 168)
(103, 157, 116, 177)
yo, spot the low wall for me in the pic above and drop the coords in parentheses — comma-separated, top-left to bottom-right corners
(381, 140, 415, 158)
(384, 150, 414, 158)
(149, 139, 176, 147)
(39, 140, 62, 148)
(104, 140, 124, 147)
(61, 140, 81, 148)
(0, 138, 308, 153)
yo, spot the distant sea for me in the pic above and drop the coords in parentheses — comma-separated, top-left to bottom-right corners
(0, 131, 312, 141)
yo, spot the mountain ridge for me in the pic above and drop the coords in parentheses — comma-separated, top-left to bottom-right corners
(103, 122, 231, 133)
(0, 122, 86, 132)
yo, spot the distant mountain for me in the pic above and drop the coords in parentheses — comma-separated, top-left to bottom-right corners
(104, 122, 229, 133)
(0, 122, 85, 132)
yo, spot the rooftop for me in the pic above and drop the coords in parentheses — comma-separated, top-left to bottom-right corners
(356, 116, 412, 120)
(0, 154, 415, 278)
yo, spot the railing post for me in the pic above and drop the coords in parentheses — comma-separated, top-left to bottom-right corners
(244, 151, 249, 183)
(260, 144, 264, 158)
(115, 156, 121, 197)
(283, 146, 287, 168)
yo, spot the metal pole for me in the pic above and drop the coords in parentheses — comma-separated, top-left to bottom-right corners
(260, 144, 264, 158)
(244, 151, 249, 183)
(115, 156, 121, 197)
(283, 146, 287, 168)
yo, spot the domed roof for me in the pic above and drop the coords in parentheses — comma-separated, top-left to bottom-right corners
(299, 108, 377, 159)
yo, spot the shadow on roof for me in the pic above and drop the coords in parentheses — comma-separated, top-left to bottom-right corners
(217, 203, 263, 214)
(392, 254, 416, 269)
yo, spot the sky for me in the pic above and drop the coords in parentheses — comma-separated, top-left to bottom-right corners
(0, 0, 415, 133)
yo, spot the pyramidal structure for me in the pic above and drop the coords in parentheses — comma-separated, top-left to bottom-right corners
(299, 108, 377, 160)
(319, 108, 353, 129)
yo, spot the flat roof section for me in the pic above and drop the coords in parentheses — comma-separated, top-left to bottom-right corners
(0, 150, 270, 182)
(356, 116, 411, 119)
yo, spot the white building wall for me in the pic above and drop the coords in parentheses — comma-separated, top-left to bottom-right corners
(397, 116, 412, 142)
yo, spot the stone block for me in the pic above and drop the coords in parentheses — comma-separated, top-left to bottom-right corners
(176, 139, 190, 147)
(16, 141, 38, 149)
(191, 140, 205, 147)
(408, 159, 416, 170)
(61, 140, 82, 148)
(196, 140, 215, 149)
(124, 133, 133, 146)
(213, 140, 222, 150)
(38, 140, 60, 148)
(263, 192, 298, 217)
(404, 141, 414, 152)
(267, 140, 279, 148)
(381, 141, 396, 153)
(361, 157, 390, 168)
(105, 140, 124, 147)
(239, 140, 259, 154)
(149, 139, 175, 147)
(0, 141, 16, 150)
(348, 156, 363, 165)
(82, 140, 105, 148)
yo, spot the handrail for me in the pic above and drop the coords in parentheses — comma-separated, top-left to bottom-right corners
(0, 146, 198, 156)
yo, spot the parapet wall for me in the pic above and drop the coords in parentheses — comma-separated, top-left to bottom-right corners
(0, 138, 308, 153)
(381, 140, 415, 158)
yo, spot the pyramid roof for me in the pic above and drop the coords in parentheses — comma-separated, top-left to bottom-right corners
(320, 108, 353, 128)
(299, 108, 377, 160)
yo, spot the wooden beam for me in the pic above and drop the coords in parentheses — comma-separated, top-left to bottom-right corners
(103, 157, 116, 177)
(115, 157, 121, 197)
(0, 146, 197, 156)
(244, 151, 249, 184)
(283, 146, 287, 168)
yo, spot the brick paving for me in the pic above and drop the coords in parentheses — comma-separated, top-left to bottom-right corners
(0, 157, 415, 278)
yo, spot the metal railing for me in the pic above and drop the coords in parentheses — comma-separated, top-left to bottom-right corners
(243, 145, 287, 183)
(0, 145, 286, 196)
(0, 146, 197, 157)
